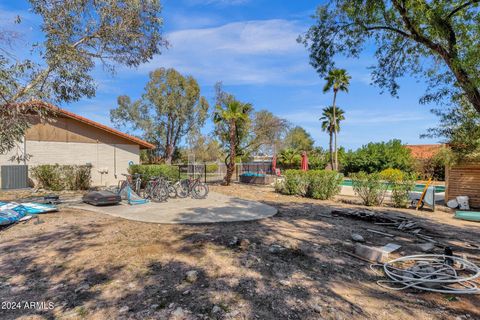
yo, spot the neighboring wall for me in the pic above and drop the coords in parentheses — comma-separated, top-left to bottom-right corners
(446, 163, 480, 208)
(0, 116, 141, 187)
(0, 141, 139, 187)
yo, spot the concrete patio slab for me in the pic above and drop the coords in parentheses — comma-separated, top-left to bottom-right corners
(70, 191, 277, 224)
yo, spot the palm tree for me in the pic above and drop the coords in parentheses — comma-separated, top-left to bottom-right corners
(320, 106, 345, 169)
(278, 148, 298, 168)
(323, 69, 351, 170)
(213, 99, 252, 185)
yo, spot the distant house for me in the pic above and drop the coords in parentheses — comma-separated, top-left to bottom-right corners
(0, 102, 154, 188)
(405, 144, 444, 160)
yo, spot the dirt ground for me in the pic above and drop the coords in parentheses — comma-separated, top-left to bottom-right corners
(0, 184, 479, 320)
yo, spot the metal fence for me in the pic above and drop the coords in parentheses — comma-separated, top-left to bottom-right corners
(177, 161, 274, 184)
(1, 165, 29, 189)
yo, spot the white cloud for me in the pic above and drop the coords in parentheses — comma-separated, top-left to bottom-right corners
(132, 19, 317, 85)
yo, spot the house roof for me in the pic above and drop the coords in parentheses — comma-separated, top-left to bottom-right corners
(19, 100, 155, 149)
(405, 144, 444, 159)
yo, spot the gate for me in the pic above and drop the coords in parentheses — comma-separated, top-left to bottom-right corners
(1, 165, 29, 189)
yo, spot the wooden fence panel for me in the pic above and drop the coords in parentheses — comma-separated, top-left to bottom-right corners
(446, 164, 480, 208)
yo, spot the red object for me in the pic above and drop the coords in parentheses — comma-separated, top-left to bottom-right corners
(301, 151, 309, 171)
(272, 155, 277, 173)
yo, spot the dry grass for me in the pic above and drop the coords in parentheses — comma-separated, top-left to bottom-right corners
(0, 184, 479, 319)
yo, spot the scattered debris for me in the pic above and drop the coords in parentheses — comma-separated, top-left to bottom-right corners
(239, 239, 250, 250)
(374, 254, 480, 294)
(366, 229, 395, 238)
(119, 306, 129, 313)
(417, 242, 435, 253)
(351, 233, 365, 243)
(339, 250, 371, 263)
(185, 270, 198, 283)
(171, 307, 187, 319)
(354, 243, 401, 262)
(228, 236, 239, 246)
(268, 244, 286, 254)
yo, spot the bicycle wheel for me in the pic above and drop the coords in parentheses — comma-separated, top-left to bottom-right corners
(152, 184, 169, 202)
(167, 184, 177, 198)
(142, 181, 153, 199)
(192, 183, 208, 199)
(175, 180, 189, 198)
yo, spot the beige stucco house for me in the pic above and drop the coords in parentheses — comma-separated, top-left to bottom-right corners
(0, 102, 154, 188)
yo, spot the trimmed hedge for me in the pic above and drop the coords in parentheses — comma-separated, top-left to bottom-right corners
(128, 164, 179, 181)
(276, 169, 343, 200)
(31, 164, 91, 191)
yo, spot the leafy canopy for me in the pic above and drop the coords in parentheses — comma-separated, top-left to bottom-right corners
(110, 68, 209, 164)
(299, 1, 480, 113)
(343, 139, 415, 174)
(323, 69, 351, 94)
(1, 0, 166, 154)
(320, 106, 346, 133)
(284, 126, 315, 152)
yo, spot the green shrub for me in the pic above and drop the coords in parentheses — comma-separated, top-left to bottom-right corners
(206, 163, 219, 173)
(379, 168, 405, 182)
(351, 172, 388, 206)
(278, 169, 342, 200)
(306, 170, 343, 200)
(31, 164, 91, 191)
(379, 168, 416, 208)
(128, 164, 179, 182)
(343, 139, 415, 175)
(283, 170, 309, 196)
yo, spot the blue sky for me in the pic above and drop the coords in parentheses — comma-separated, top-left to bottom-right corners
(1, 0, 440, 150)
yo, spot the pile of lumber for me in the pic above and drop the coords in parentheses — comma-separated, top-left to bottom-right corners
(331, 208, 439, 243)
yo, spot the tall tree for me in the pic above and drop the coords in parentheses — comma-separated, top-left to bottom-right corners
(251, 110, 290, 156)
(423, 99, 480, 163)
(299, 1, 480, 114)
(322, 69, 350, 170)
(320, 106, 345, 169)
(284, 126, 315, 152)
(111, 68, 209, 164)
(187, 133, 224, 163)
(1, 0, 166, 154)
(213, 98, 252, 185)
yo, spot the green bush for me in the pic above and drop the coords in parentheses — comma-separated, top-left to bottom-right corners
(206, 163, 219, 173)
(379, 168, 405, 182)
(306, 170, 343, 200)
(381, 169, 416, 208)
(31, 164, 91, 191)
(351, 172, 388, 206)
(278, 169, 343, 200)
(282, 170, 309, 196)
(128, 164, 179, 182)
(343, 139, 415, 175)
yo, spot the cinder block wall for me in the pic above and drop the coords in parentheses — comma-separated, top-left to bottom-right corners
(446, 163, 480, 208)
(1, 141, 140, 187)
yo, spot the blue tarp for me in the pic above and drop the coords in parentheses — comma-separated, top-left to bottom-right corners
(0, 202, 57, 226)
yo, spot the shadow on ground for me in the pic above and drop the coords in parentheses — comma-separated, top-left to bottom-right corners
(0, 190, 479, 319)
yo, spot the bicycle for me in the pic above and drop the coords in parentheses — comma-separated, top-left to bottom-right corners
(118, 173, 143, 195)
(117, 173, 148, 205)
(142, 176, 177, 202)
(174, 175, 209, 199)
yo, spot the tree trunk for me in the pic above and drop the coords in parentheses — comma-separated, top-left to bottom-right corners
(332, 90, 338, 171)
(328, 129, 333, 169)
(165, 144, 173, 165)
(224, 120, 236, 185)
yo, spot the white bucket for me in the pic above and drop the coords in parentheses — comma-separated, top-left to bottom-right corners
(456, 196, 470, 210)
(447, 199, 459, 209)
